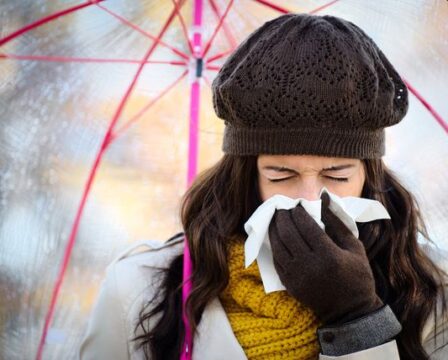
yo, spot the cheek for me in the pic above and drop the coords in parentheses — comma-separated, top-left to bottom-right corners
(258, 177, 293, 201)
(259, 183, 295, 201)
(328, 165, 366, 198)
(326, 181, 363, 197)
(258, 177, 271, 202)
(330, 175, 365, 197)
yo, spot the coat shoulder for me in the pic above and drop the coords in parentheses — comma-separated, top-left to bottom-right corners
(109, 233, 185, 306)
(110, 233, 185, 273)
(78, 233, 185, 360)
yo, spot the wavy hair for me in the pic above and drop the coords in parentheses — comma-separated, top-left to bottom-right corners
(132, 154, 447, 360)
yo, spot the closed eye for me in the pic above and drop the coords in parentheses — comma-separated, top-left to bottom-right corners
(268, 176, 349, 183)
(326, 176, 349, 182)
(268, 177, 294, 183)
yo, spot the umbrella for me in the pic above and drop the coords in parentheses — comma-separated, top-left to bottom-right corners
(0, 0, 447, 359)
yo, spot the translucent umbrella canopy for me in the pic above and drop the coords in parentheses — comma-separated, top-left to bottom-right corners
(0, 0, 447, 359)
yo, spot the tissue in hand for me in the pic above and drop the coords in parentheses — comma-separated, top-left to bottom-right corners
(243, 187, 391, 293)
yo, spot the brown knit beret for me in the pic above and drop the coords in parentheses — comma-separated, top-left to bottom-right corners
(211, 13, 409, 159)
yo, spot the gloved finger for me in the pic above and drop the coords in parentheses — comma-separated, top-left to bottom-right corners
(321, 192, 363, 252)
(322, 206, 364, 253)
(274, 208, 313, 255)
(287, 205, 314, 252)
(269, 209, 311, 259)
(291, 204, 339, 253)
(268, 213, 294, 262)
(273, 256, 287, 276)
(321, 191, 331, 211)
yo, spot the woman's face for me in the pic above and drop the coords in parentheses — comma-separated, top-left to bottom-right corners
(257, 154, 366, 201)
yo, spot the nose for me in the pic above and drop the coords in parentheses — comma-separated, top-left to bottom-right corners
(295, 177, 321, 201)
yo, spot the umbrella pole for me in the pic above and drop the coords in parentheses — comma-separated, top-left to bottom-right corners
(182, 0, 203, 358)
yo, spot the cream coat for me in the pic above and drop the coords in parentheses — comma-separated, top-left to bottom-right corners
(79, 236, 448, 360)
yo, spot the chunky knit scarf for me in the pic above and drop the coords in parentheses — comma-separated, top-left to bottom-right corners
(219, 236, 322, 360)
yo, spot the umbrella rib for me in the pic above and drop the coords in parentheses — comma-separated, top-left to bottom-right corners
(94, 2, 190, 61)
(110, 69, 189, 142)
(208, 0, 238, 49)
(206, 64, 221, 71)
(205, 0, 341, 65)
(0, 0, 105, 47)
(309, 0, 341, 14)
(405, 80, 448, 134)
(201, 0, 235, 58)
(250, 0, 289, 14)
(171, 0, 195, 55)
(35, 2, 188, 359)
(251, 0, 340, 15)
(0, 53, 187, 66)
(206, 49, 234, 64)
(202, 73, 212, 87)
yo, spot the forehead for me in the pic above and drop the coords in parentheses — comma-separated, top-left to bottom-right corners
(257, 154, 360, 169)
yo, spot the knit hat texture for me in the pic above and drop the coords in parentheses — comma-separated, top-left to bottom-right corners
(211, 13, 409, 159)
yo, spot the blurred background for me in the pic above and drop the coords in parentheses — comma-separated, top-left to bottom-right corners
(0, 0, 447, 358)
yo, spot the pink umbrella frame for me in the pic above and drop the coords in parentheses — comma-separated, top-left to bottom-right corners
(0, 0, 447, 359)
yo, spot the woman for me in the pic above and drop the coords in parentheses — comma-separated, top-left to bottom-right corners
(79, 13, 448, 359)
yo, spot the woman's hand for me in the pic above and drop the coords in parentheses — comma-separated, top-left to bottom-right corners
(268, 192, 383, 325)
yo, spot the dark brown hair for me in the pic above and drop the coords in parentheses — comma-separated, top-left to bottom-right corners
(132, 154, 446, 360)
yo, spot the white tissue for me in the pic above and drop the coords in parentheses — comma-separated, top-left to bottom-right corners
(243, 187, 391, 293)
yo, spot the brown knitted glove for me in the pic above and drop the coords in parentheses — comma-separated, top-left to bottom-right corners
(268, 192, 383, 325)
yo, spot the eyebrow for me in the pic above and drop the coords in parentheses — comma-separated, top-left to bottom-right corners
(262, 164, 356, 173)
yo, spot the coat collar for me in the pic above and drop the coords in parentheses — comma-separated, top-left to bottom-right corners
(194, 297, 247, 360)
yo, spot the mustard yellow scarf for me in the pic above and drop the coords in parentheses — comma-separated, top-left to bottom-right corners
(219, 236, 322, 360)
